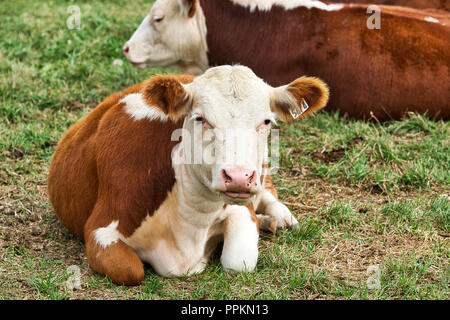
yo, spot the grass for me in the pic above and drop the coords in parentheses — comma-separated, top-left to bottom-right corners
(0, 0, 449, 300)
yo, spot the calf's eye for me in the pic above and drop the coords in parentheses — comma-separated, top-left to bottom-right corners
(152, 15, 164, 23)
(195, 116, 204, 123)
(264, 119, 271, 125)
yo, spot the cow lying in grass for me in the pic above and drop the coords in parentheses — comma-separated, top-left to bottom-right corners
(48, 65, 329, 285)
(123, 0, 450, 121)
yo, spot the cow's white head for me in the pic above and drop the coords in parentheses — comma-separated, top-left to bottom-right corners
(123, 0, 207, 74)
(142, 65, 329, 204)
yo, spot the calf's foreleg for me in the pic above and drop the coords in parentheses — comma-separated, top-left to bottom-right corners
(256, 167, 299, 232)
(221, 204, 259, 272)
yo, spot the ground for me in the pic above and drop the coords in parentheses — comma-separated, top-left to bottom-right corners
(0, 0, 448, 300)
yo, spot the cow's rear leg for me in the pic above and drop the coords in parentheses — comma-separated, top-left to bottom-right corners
(84, 219, 144, 286)
(256, 169, 299, 232)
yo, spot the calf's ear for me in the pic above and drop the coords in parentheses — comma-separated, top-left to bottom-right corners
(142, 74, 194, 121)
(181, 0, 197, 17)
(270, 77, 329, 122)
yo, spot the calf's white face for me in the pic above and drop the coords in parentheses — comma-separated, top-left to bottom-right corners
(181, 66, 275, 203)
(123, 0, 207, 74)
(142, 65, 329, 204)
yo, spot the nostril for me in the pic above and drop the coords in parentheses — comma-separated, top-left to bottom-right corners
(123, 44, 130, 56)
(248, 171, 256, 183)
(221, 169, 232, 184)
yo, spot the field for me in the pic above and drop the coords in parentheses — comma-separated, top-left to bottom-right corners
(0, 0, 449, 300)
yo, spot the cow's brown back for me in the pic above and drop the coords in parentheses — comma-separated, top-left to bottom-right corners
(201, 1, 450, 120)
(48, 84, 144, 239)
(47, 82, 181, 240)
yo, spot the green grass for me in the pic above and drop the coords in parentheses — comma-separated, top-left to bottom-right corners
(279, 112, 449, 193)
(0, 0, 449, 300)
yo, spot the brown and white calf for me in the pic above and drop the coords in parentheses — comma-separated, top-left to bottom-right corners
(123, 0, 450, 121)
(48, 65, 329, 285)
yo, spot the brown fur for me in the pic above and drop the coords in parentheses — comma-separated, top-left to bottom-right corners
(48, 75, 191, 284)
(142, 74, 195, 121)
(85, 232, 145, 285)
(260, 163, 277, 199)
(199, 0, 450, 120)
(48, 83, 145, 239)
(187, 0, 198, 17)
(272, 77, 330, 122)
(247, 202, 259, 233)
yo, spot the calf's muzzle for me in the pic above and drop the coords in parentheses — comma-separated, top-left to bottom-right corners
(221, 168, 257, 199)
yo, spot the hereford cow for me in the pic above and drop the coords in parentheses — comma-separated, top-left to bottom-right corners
(123, 0, 450, 121)
(48, 65, 329, 285)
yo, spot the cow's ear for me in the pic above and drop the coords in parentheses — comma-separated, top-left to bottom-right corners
(142, 74, 194, 121)
(270, 77, 329, 123)
(182, 0, 197, 17)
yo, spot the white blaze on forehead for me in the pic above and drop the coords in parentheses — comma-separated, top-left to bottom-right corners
(121, 93, 169, 122)
(188, 65, 272, 115)
(232, 0, 344, 12)
(94, 221, 122, 249)
(186, 65, 275, 132)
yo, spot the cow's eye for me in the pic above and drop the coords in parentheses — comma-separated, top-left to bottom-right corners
(192, 114, 210, 127)
(264, 119, 271, 125)
(152, 15, 165, 23)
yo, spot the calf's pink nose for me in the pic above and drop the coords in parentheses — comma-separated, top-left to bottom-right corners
(221, 168, 256, 193)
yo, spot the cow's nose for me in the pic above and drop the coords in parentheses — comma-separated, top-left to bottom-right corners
(221, 168, 257, 196)
(123, 43, 130, 57)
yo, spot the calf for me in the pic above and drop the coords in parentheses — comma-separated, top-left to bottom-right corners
(48, 65, 329, 285)
(123, 0, 450, 120)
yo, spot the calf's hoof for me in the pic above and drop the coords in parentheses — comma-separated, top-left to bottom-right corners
(257, 201, 299, 233)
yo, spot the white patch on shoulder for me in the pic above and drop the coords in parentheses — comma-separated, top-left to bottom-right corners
(94, 221, 122, 249)
(121, 93, 169, 122)
(232, 0, 344, 12)
(424, 16, 439, 24)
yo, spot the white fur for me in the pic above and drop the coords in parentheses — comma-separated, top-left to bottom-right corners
(221, 205, 259, 272)
(424, 16, 439, 23)
(121, 93, 169, 122)
(257, 191, 299, 231)
(94, 221, 121, 249)
(181, 66, 274, 195)
(124, 0, 208, 73)
(232, 0, 344, 12)
(123, 182, 225, 277)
